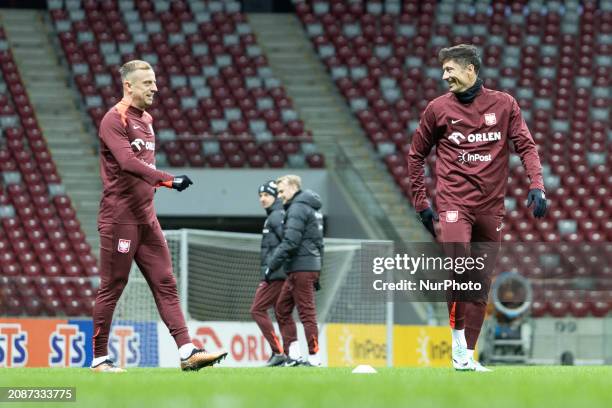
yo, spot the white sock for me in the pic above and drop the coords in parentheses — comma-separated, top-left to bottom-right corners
(179, 343, 196, 360)
(451, 329, 467, 349)
(288, 341, 301, 360)
(308, 352, 321, 366)
(467, 349, 475, 359)
(92, 355, 109, 367)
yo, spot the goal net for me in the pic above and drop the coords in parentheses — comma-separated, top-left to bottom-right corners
(114, 229, 393, 327)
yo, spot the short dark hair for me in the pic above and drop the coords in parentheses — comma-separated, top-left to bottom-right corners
(438, 44, 481, 74)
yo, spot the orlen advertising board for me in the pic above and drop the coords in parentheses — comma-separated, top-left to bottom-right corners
(157, 321, 327, 367)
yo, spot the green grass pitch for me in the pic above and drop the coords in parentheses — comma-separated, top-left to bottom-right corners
(1, 366, 611, 408)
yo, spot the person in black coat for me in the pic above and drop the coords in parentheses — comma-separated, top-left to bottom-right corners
(249, 180, 293, 367)
(268, 175, 324, 366)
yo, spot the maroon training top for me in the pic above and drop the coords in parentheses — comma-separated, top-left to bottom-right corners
(407, 87, 545, 214)
(97, 99, 174, 225)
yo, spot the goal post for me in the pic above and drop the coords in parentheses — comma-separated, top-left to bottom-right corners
(113, 229, 395, 366)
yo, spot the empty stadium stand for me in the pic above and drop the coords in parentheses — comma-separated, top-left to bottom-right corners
(0, 25, 98, 317)
(48, 0, 325, 169)
(293, 0, 611, 317)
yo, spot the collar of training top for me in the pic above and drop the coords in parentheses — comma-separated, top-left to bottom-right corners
(119, 98, 146, 117)
(126, 104, 146, 117)
(454, 77, 483, 104)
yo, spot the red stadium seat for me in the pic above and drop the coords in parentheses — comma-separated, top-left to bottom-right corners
(44, 296, 63, 316)
(248, 153, 266, 168)
(306, 153, 325, 168)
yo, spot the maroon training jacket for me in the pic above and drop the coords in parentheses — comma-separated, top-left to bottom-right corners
(97, 99, 173, 225)
(408, 87, 545, 214)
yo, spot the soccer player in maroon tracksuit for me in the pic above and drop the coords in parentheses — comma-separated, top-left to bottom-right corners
(408, 45, 547, 371)
(91, 60, 226, 372)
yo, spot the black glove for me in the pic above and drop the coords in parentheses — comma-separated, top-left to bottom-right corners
(263, 267, 270, 282)
(527, 189, 547, 218)
(313, 280, 321, 291)
(418, 207, 439, 237)
(172, 175, 193, 192)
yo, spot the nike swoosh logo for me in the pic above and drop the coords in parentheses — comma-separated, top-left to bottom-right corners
(451, 119, 463, 124)
(496, 223, 504, 232)
(133, 125, 141, 129)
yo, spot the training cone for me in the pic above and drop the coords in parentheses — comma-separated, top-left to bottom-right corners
(352, 365, 377, 374)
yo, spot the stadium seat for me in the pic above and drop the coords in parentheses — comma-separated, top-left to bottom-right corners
(49, 2, 324, 169)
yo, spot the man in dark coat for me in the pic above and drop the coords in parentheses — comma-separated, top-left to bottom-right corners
(268, 175, 324, 366)
(250, 180, 293, 367)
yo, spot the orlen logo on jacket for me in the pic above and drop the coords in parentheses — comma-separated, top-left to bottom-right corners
(448, 131, 501, 145)
(49, 324, 86, 367)
(109, 326, 140, 368)
(130, 138, 155, 152)
(0, 324, 28, 367)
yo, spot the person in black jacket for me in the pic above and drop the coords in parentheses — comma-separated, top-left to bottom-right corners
(268, 175, 324, 367)
(249, 180, 293, 367)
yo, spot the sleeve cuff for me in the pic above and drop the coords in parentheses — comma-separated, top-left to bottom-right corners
(157, 180, 173, 188)
(414, 202, 430, 212)
(529, 182, 545, 192)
